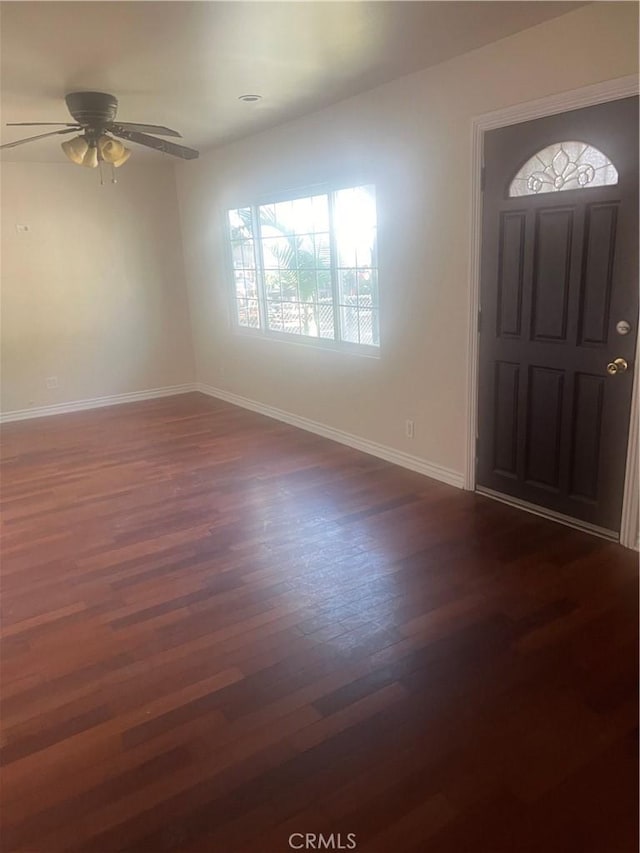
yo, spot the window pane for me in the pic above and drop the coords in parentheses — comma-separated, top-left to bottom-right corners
(282, 272, 299, 301)
(264, 272, 281, 301)
(317, 269, 332, 302)
(265, 195, 327, 237)
(228, 208, 253, 240)
(297, 271, 316, 303)
(231, 241, 244, 269)
(297, 235, 315, 270)
(289, 197, 313, 234)
(233, 269, 258, 301)
(227, 185, 378, 349)
(259, 192, 338, 341)
(282, 302, 302, 335)
(317, 302, 335, 339)
(509, 141, 619, 196)
(274, 201, 295, 233)
(338, 269, 357, 303)
(259, 204, 277, 230)
(302, 301, 336, 340)
(359, 268, 378, 307)
(267, 301, 283, 331)
(231, 239, 257, 274)
(338, 268, 377, 309)
(312, 195, 330, 232)
(261, 236, 293, 270)
(340, 303, 360, 344)
(333, 185, 377, 269)
(245, 299, 260, 328)
(236, 299, 260, 328)
(357, 308, 379, 346)
(229, 209, 260, 328)
(231, 242, 259, 312)
(315, 233, 330, 269)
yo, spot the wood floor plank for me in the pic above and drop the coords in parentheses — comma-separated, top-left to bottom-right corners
(1, 392, 637, 852)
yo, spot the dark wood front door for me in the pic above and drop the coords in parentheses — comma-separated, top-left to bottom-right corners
(477, 97, 638, 535)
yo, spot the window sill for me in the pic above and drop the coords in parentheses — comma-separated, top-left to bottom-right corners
(231, 325, 381, 359)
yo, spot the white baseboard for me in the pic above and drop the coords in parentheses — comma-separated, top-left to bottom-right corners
(1, 381, 465, 490)
(0, 383, 198, 424)
(196, 383, 464, 489)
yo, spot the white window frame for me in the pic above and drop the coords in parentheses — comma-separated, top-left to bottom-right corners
(224, 182, 380, 356)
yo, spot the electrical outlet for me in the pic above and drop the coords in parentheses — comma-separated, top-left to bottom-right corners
(45, 376, 58, 390)
(405, 419, 414, 439)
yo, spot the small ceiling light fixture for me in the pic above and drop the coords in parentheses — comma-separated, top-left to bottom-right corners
(61, 132, 132, 183)
(238, 94, 262, 103)
(82, 142, 99, 170)
(61, 133, 131, 168)
(61, 135, 91, 166)
(98, 135, 132, 167)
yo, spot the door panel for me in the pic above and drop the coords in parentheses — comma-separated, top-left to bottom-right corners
(493, 361, 519, 477)
(531, 208, 573, 341)
(525, 365, 564, 489)
(498, 213, 526, 338)
(477, 97, 638, 533)
(569, 373, 604, 502)
(579, 203, 617, 346)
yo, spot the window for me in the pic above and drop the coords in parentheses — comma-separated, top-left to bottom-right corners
(508, 141, 618, 197)
(227, 184, 379, 350)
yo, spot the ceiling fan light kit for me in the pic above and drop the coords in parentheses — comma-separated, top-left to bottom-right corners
(60, 134, 89, 165)
(83, 143, 99, 170)
(2, 91, 199, 182)
(98, 136, 131, 166)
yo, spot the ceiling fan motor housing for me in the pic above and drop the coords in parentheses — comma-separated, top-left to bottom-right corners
(65, 92, 118, 127)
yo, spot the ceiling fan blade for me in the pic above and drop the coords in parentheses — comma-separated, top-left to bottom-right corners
(110, 128, 199, 160)
(0, 127, 79, 149)
(110, 122, 182, 138)
(6, 122, 80, 127)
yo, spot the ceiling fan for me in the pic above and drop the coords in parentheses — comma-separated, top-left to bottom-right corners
(0, 91, 199, 171)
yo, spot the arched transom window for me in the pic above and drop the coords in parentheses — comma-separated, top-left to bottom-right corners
(508, 141, 618, 197)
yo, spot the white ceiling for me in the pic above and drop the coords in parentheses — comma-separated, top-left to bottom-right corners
(1, 1, 585, 163)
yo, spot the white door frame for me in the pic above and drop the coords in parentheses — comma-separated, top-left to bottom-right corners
(464, 75, 640, 549)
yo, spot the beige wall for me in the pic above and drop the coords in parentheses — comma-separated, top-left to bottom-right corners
(1, 161, 195, 412)
(175, 2, 638, 480)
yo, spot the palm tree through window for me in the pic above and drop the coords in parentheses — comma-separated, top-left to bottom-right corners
(227, 185, 379, 350)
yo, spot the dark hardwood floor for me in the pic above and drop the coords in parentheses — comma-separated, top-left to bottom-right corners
(1, 392, 637, 852)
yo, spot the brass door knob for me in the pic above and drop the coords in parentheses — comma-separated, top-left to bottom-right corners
(607, 357, 629, 375)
